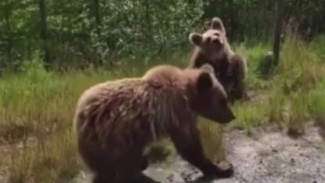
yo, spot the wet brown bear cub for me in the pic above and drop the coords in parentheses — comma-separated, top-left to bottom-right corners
(73, 64, 235, 183)
(188, 17, 248, 103)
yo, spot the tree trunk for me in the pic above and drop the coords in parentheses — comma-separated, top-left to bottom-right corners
(4, 2, 12, 63)
(38, 0, 50, 69)
(273, 0, 284, 66)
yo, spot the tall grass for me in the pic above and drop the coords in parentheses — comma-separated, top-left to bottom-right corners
(232, 33, 325, 134)
(307, 83, 325, 123)
(269, 33, 324, 130)
(0, 56, 104, 182)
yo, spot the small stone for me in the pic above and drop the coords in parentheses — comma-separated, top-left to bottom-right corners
(272, 148, 278, 153)
(193, 169, 200, 174)
(169, 173, 184, 183)
(167, 175, 174, 182)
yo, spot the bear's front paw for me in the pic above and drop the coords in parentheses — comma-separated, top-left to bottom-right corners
(140, 156, 149, 170)
(215, 160, 234, 178)
(203, 160, 234, 178)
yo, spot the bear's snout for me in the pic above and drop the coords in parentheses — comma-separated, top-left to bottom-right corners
(228, 111, 236, 121)
(219, 108, 236, 124)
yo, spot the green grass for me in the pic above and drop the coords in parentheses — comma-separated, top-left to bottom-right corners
(234, 42, 272, 90)
(0, 34, 324, 182)
(232, 102, 268, 134)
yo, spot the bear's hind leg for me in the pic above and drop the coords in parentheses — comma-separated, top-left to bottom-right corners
(85, 149, 147, 183)
(140, 155, 149, 170)
(111, 150, 149, 183)
(92, 172, 113, 183)
(230, 54, 249, 102)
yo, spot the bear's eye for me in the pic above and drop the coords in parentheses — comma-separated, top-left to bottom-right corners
(206, 37, 211, 43)
(214, 32, 220, 36)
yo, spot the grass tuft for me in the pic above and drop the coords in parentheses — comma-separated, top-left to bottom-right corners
(198, 119, 226, 162)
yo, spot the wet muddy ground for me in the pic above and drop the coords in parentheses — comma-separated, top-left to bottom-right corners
(73, 122, 325, 183)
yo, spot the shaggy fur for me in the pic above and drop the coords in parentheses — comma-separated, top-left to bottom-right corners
(188, 17, 248, 102)
(73, 64, 235, 183)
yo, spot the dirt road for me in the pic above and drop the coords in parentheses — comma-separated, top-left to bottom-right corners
(73, 122, 325, 183)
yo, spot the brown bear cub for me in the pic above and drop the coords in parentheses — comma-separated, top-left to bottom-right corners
(188, 17, 248, 103)
(73, 64, 235, 183)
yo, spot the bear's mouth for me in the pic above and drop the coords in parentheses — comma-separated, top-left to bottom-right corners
(212, 39, 223, 48)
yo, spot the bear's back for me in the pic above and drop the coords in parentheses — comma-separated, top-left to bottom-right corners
(73, 67, 193, 150)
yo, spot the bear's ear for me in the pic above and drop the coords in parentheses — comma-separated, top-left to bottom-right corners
(211, 17, 225, 32)
(197, 72, 213, 91)
(189, 33, 203, 46)
(200, 64, 215, 74)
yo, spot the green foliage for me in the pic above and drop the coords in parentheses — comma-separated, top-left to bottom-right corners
(1, 0, 325, 70)
(0, 0, 206, 70)
(98, 0, 204, 60)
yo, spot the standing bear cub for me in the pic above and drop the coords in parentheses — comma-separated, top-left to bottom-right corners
(73, 64, 235, 183)
(188, 17, 248, 103)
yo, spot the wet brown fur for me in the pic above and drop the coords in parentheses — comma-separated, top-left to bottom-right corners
(73, 64, 235, 183)
(188, 17, 248, 103)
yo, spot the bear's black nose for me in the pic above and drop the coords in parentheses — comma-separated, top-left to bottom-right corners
(212, 38, 221, 45)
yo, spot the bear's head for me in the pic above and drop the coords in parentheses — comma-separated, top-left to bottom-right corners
(185, 64, 235, 124)
(189, 17, 229, 61)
